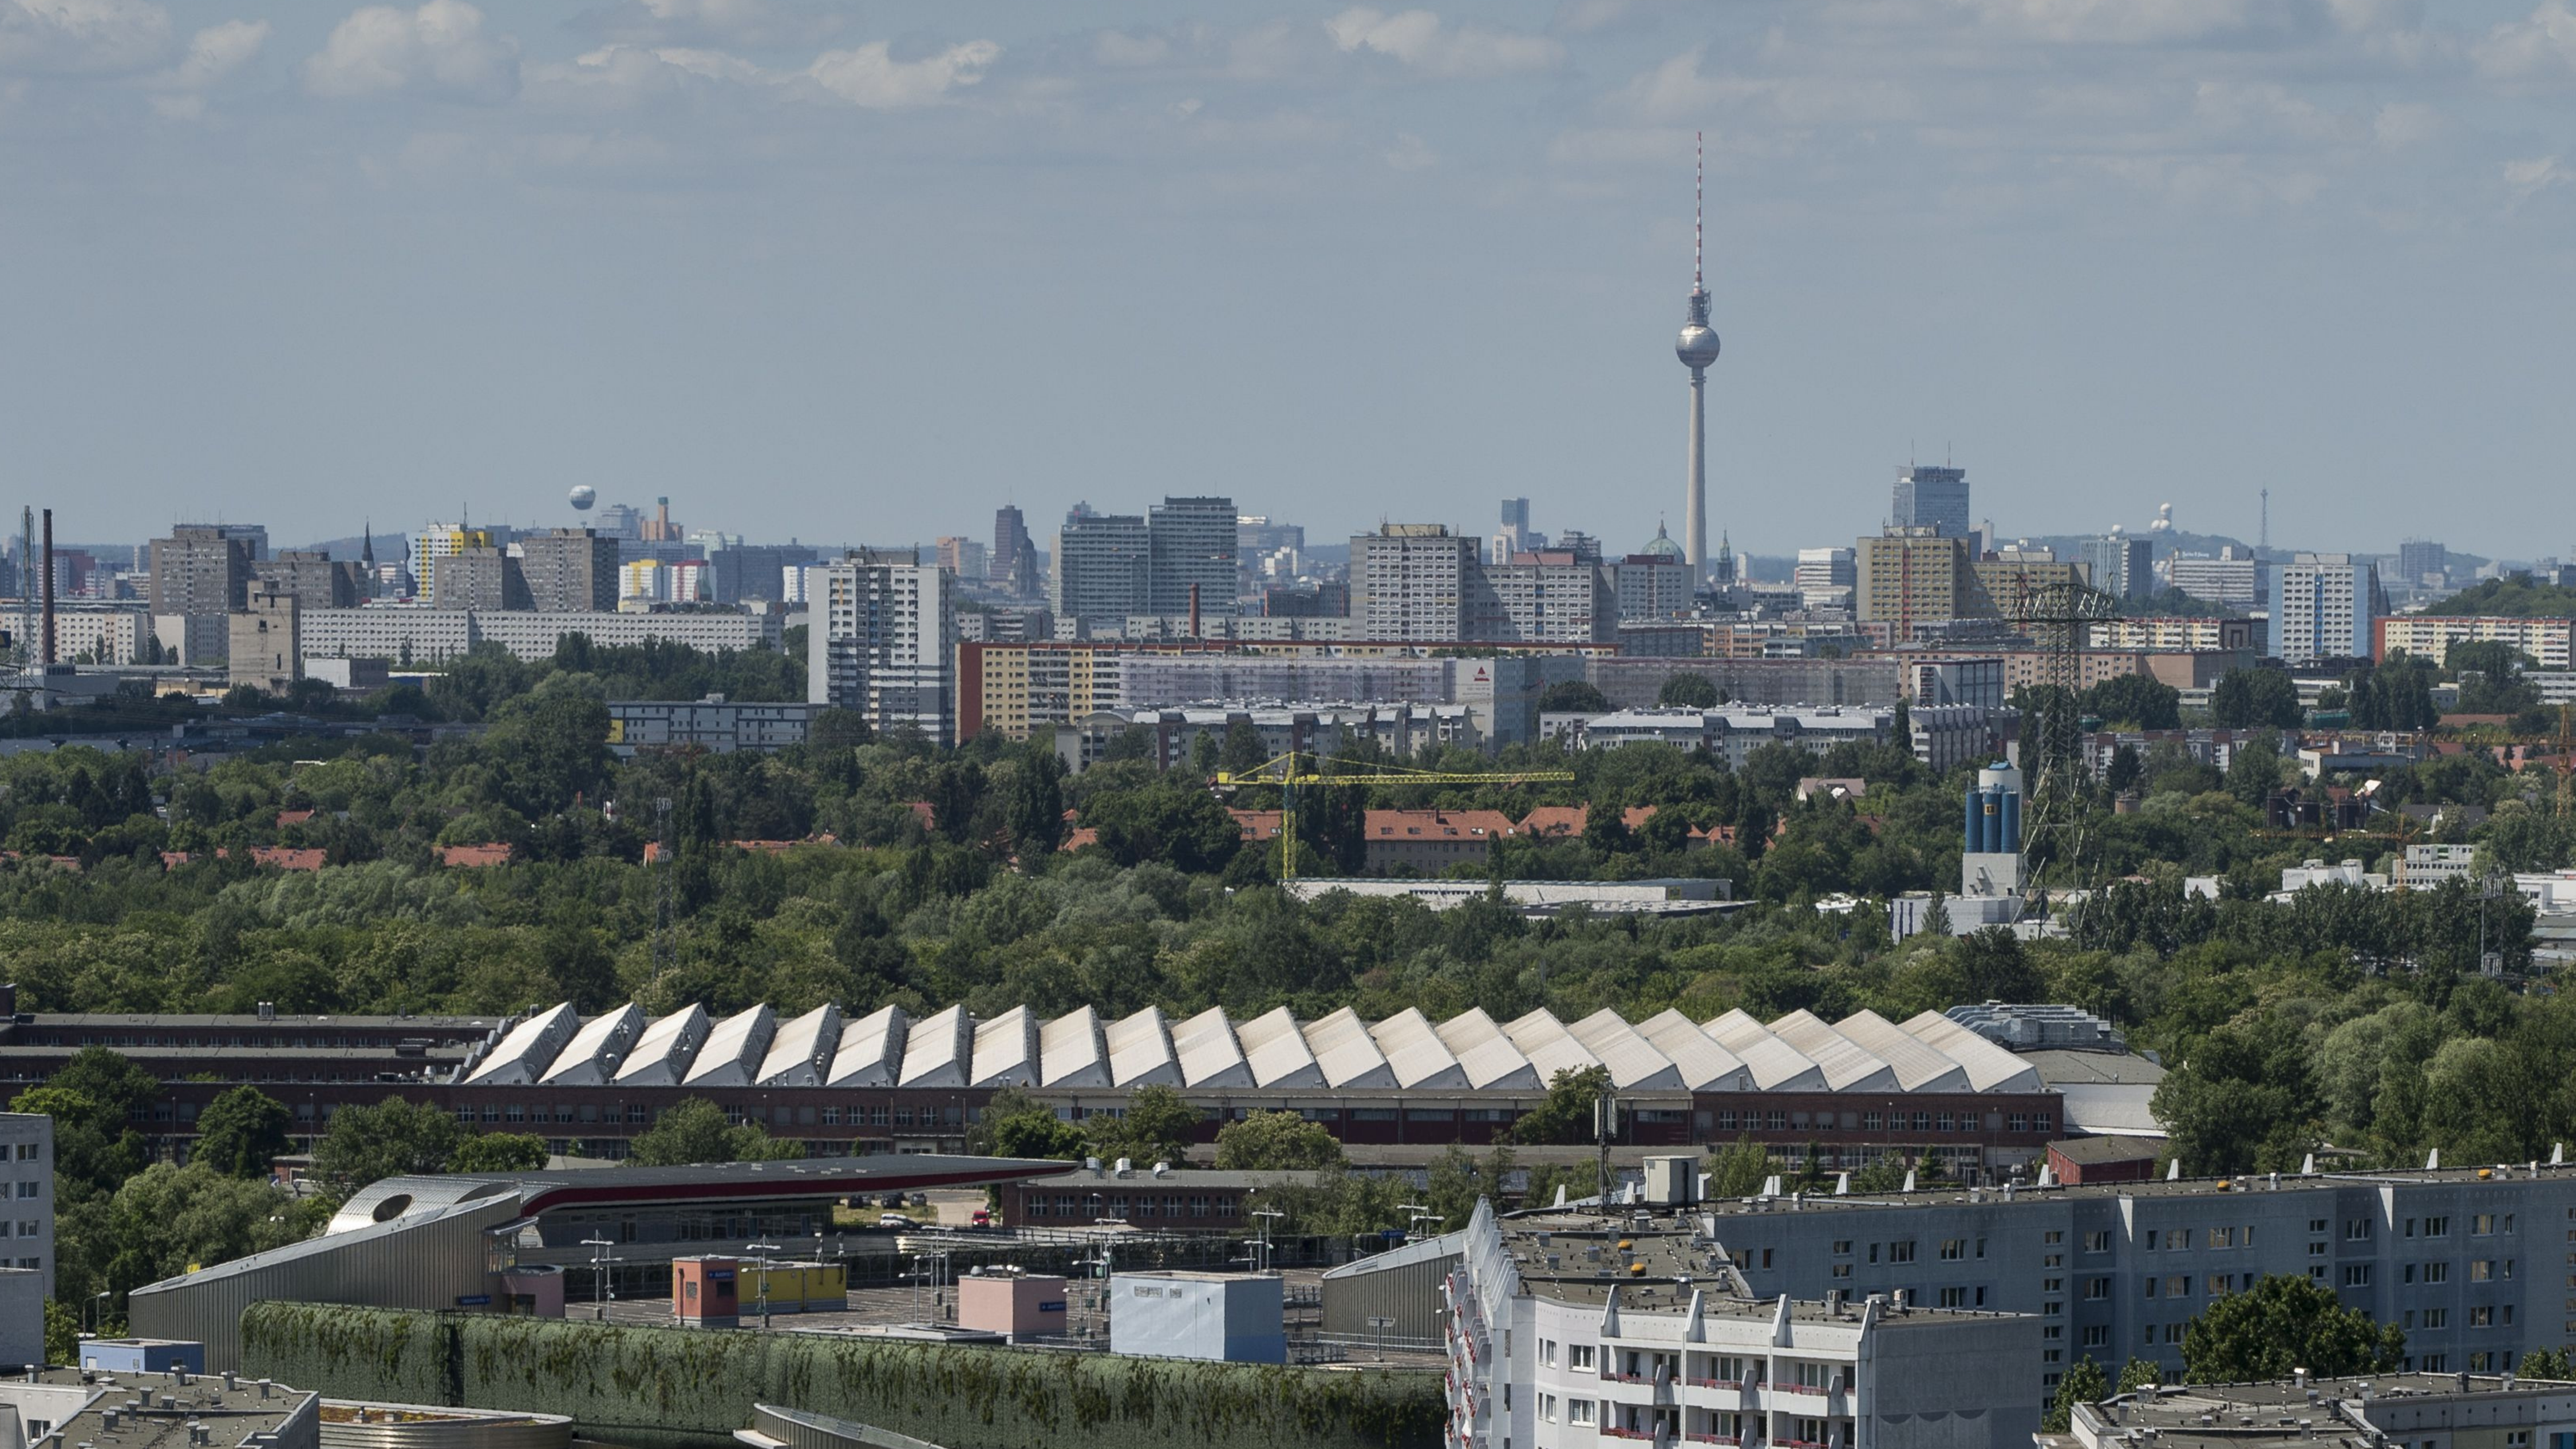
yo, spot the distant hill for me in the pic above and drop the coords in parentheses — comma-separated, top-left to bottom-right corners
(2421, 575, 2576, 617)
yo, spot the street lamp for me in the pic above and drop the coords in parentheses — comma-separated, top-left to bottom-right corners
(1248, 1209, 1285, 1275)
(579, 1236, 619, 1321)
(746, 1241, 781, 1328)
(85, 1290, 109, 1336)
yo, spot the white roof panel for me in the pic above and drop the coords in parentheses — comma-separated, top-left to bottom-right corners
(1832, 1010, 1970, 1093)
(1304, 1007, 1395, 1089)
(614, 1005, 710, 1087)
(1564, 1008, 1682, 1091)
(757, 1003, 844, 1087)
(1633, 1009, 1751, 1092)
(1104, 1007, 1182, 1087)
(1368, 1008, 1466, 1090)
(971, 1006, 1041, 1088)
(897, 1004, 971, 1087)
(685, 1004, 779, 1087)
(827, 1004, 908, 1087)
(1899, 1011, 2046, 1094)
(1500, 1009, 1602, 1087)
(1038, 1007, 1109, 1088)
(1235, 1007, 1323, 1089)
(540, 1003, 647, 1086)
(1433, 1009, 1538, 1091)
(1172, 1007, 1253, 1089)
(1701, 1010, 1827, 1092)
(1766, 1010, 1899, 1092)
(465, 1003, 580, 1086)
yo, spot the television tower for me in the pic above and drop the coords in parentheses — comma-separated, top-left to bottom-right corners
(1674, 132, 1721, 579)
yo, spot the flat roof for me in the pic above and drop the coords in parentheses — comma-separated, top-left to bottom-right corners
(330, 1154, 1075, 1225)
(1495, 1213, 2010, 1322)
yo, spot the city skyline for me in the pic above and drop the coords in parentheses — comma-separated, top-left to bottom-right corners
(6, 2, 2574, 558)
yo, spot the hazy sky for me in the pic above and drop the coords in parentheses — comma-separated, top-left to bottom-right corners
(7, 0, 2575, 560)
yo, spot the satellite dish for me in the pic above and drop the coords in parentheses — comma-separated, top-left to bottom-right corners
(568, 485, 597, 512)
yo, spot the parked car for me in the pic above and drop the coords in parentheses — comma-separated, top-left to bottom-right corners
(970, 1209, 991, 1228)
(876, 1213, 913, 1229)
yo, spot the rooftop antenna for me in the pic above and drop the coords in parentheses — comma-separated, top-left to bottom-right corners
(2259, 489, 2269, 551)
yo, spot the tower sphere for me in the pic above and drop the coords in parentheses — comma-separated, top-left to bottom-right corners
(568, 485, 597, 511)
(1676, 320, 1720, 370)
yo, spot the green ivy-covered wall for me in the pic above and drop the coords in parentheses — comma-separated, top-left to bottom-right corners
(240, 1304, 1447, 1449)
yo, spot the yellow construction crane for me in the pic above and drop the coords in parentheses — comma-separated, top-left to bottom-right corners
(1210, 751, 1574, 881)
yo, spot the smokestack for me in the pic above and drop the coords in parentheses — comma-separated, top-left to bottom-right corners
(40, 509, 55, 668)
(1188, 581, 1200, 639)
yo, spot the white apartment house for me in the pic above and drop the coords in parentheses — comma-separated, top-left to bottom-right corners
(1441, 1200, 2038, 1449)
(0, 1114, 54, 1368)
(807, 552, 957, 743)
(2274, 553, 2379, 664)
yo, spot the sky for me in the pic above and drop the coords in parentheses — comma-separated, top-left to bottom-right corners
(5, 0, 2575, 562)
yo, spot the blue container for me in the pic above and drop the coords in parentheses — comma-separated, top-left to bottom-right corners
(2000, 789, 2021, 851)
(1964, 788, 1985, 853)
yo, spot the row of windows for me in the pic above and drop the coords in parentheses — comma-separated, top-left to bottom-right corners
(448, 1103, 968, 1129)
(1025, 1194, 1239, 1219)
(1704, 1109, 2054, 1135)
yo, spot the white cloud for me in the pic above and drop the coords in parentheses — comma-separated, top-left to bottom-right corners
(801, 38, 997, 108)
(580, 0, 840, 49)
(1961, 0, 2275, 45)
(303, 0, 517, 102)
(1385, 130, 1435, 169)
(1325, 7, 1563, 78)
(2504, 154, 2564, 199)
(1093, 30, 1173, 68)
(0, 0, 172, 76)
(149, 17, 266, 118)
(2476, 3, 2576, 82)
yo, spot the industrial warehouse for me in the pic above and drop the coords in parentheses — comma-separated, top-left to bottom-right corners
(0, 991, 2093, 1179)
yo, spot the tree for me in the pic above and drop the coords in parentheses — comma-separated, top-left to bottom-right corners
(1086, 1083, 1197, 1166)
(90, 1162, 321, 1307)
(970, 1088, 1086, 1161)
(2115, 1358, 2164, 1391)
(1658, 673, 1721, 709)
(1508, 1066, 1611, 1146)
(2518, 1345, 2576, 1380)
(2211, 669, 2302, 730)
(2151, 1015, 2318, 1174)
(448, 1133, 550, 1173)
(1539, 680, 1610, 714)
(1084, 781, 1243, 874)
(627, 1098, 804, 1166)
(14, 1050, 156, 1201)
(1214, 1110, 1348, 1171)
(191, 1087, 293, 1179)
(1705, 1136, 1772, 1198)
(310, 1096, 465, 1194)
(2226, 732, 2284, 809)
(2084, 674, 2182, 731)
(1218, 719, 1269, 778)
(2044, 1356, 2110, 1432)
(1005, 747, 1068, 861)
(2180, 1274, 2403, 1383)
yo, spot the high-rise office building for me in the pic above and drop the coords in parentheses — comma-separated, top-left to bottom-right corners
(256, 551, 362, 611)
(934, 536, 986, 581)
(1615, 529, 1692, 621)
(1855, 527, 1969, 630)
(517, 528, 619, 612)
(1052, 505, 1150, 628)
(2276, 552, 2379, 664)
(1891, 465, 1971, 537)
(432, 545, 532, 611)
(211, 524, 270, 563)
(1147, 495, 1239, 619)
(992, 505, 1040, 599)
(1349, 525, 1482, 642)
(149, 525, 257, 617)
(2397, 540, 2449, 587)
(2077, 533, 2156, 603)
(807, 549, 956, 743)
(704, 542, 816, 605)
(227, 587, 299, 694)
(1483, 554, 1616, 643)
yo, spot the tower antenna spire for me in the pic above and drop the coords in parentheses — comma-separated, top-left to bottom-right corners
(1694, 130, 1704, 292)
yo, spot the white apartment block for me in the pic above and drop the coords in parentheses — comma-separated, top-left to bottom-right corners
(1442, 1199, 2038, 1449)
(1352, 526, 1481, 642)
(1484, 563, 1618, 644)
(8, 605, 149, 664)
(2376, 616, 2574, 671)
(0, 1115, 53, 1292)
(1617, 559, 1694, 623)
(2275, 553, 2377, 664)
(299, 608, 777, 664)
(807, 555, 957, 743)
(2164, 551, 2263, 608)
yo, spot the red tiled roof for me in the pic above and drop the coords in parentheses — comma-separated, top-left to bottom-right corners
(437, 843, 513, 868)
(1508, 805, 1662, 838)
(246, 846, 326, 871)
(275, 808, 317, 827)
(1365, 808, 1515, 840)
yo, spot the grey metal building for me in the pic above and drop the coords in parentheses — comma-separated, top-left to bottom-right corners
(1697, 1159, 2576, 1400)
